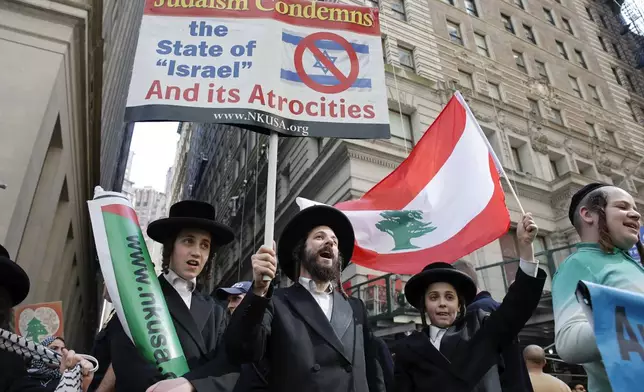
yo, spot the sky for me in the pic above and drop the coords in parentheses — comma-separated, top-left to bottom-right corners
(128, 122, 180, 192)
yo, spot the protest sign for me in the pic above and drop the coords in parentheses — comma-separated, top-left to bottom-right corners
(576, 281, 644, 391)
(125, 0, 389, 139)
(14, 301, 64, 344)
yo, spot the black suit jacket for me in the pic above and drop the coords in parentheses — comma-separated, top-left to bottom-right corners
(110, 275, 239, 392)
(224, 283, 386, 392)
(394, 268, 546, 392)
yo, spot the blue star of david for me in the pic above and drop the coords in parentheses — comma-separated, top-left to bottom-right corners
(312, 50, 338, 74)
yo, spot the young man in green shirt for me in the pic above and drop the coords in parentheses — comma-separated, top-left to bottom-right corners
(552, 183, 644, 392)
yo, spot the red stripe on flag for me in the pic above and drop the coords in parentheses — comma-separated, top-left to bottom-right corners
(102, 204, 141, 226)
(350, 155, 509, 275)
(336, 96, 466, 211)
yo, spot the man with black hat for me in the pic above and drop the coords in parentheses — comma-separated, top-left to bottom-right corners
(553, 183, 644, 392)
(109, 200, 239, 392)
(223, 205, 386, 392)
(0, 243, 30, 392)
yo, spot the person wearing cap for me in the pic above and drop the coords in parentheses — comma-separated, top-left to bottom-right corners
(393, 213, 547, 392)
(109, 200, 240, 392)
(552, 183, 644, 392)
(223, 205, 386, 392)
(214, 281, 251, 316)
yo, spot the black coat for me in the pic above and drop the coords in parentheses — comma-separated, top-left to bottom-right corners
(110, 276, 239, 392)
(1, 350, 26, 392)
(224, 283, 386, 392)
(394, 268, 546, 392)
(468, 293, 533, 392)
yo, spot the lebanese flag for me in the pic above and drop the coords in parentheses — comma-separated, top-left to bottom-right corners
(332, 93, 509, 274)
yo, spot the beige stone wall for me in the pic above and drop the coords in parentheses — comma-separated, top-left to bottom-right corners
(0, 0, 98, 348)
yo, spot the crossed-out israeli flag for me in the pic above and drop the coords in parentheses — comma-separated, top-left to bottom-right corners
(280, 30, 372, 90)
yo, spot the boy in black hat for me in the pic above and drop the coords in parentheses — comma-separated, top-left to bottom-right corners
(223, 205, 386, 392)
(552, 183, 644, 392)
(109, 201, 239, 392)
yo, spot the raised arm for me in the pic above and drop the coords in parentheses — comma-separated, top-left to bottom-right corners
(552, 257, 602, 364)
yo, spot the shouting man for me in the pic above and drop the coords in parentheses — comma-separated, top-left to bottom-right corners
(224, 205, 385, 392)
(110, 200, 239, 392)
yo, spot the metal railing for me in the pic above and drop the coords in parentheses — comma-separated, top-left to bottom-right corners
(344, 244, 578, 319)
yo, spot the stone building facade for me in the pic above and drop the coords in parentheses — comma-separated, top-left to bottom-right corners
(168, 0, 644, 344)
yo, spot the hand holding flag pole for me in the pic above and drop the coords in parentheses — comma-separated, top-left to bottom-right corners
(455, 92, 538, 276)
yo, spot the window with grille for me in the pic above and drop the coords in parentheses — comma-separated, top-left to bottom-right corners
(447, 21, 463, 46)
(535, 60, 549, 83)
(524, 24, 536, 44)
(569, 76, 582, 98)
(513, 50, 526, 73)
(502, 14, 515, 34)
(575, 50, 587, 69)
(544, 8, 555, 25)
(398, 46, 414, 70)
(475, 32, 490, 57)
(556, 40, 568, 59)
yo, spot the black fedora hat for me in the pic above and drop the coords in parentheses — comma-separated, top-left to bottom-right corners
(147, 200, 234, 246)
(0, 244, 30, 306)
(278, 205, 354, 281)
(405, 262, 477, 310)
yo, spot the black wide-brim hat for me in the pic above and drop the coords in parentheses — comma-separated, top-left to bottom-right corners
(0, 244, 30, 306)
(147, 200, 234, 246)
(405, 262, 477, 310)
(278, 205, 354, 281)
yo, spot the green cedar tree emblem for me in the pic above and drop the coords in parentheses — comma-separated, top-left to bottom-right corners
(375, 210, 436, 251)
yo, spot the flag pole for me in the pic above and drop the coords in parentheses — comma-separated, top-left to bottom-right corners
(263, 130, 279, 281)
(455, 92, 538, 276)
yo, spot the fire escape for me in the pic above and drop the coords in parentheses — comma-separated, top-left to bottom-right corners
(615, 0, 644, 69)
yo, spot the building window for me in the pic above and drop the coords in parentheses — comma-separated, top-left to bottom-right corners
(625, 73, 636, 91)
(575, 50, 587, 69)
(524, 24, 537, 44)
(598, 36, 607, 51)
(585, 121, 596, 137)
(502, 14, 515, 34)
(528, 98, 541, 116)
(544, 8, 555, 26)
(588, 84, 602, 107)
(551, 108, 563, 125)
(398, 46, 414, 70)
(562, 17, 574, 35)
(391, 0, 406, 21)
(629, 102, 638, 122)
(535, 60, 549, 83)
(488, 82, 501, 100)
(511, 147, 524, 172)
(465, 0, 478, 17)
(599, 15, 607, 28)
(556, 40, 568, 60)
(388, 110, 413, 148)
(513, 51, 527, 73)
(447, 21, 463, 46)
(459, 70, 474, 89)
(443, 0, 455, 4)
(550, 159, 560, 178)
(474, 32, 490, 57)
(569, 75, 582, 98)
(513, 0, 524, 9)
(612, 42, 622, 60)
(586, 7, 594, 21)
(606, 130, 617, 146)
(612, 67, 622, 85)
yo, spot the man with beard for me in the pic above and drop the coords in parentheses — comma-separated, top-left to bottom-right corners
(223, 205, 386, 392)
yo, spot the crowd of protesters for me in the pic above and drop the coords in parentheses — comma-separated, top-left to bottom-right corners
(4, 181, 641, 391)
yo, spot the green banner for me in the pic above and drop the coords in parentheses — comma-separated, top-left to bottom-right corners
(102, 205, 189, 377)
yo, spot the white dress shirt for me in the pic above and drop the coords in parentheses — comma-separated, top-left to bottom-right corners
(426, 258, 539, 348)
(164, 269, 196, 309)
(299, 277, 334, 321)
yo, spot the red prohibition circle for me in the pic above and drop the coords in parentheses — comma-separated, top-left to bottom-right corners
(293, 32, 360, 94)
